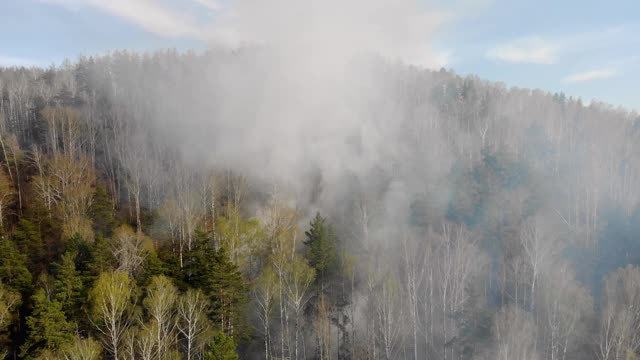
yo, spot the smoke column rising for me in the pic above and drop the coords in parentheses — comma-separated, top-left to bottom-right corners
(166, 0, 451, 210)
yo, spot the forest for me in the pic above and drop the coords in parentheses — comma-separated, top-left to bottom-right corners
(0, 48, 640, 360)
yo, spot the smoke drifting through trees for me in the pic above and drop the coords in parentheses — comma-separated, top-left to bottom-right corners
(0, 1, 640, 359)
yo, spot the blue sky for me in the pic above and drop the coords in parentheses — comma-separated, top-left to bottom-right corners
(1, 0, 638, 111)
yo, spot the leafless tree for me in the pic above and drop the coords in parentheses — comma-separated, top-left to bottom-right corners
(599, 265, 640, 360)
(0, 168, 14, 232)
(112, 225, 146, 276)
(493, 305, 539, 360)
(254, 267, 278, 360)
(285, 256, 315, 360)
(538, 262, 593, 360)
(89, 271, 135, 360)
(176, 289, 210, 360)
(143, 275, 178, 359)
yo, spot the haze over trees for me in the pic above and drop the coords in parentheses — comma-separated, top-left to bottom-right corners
(0, 48, 638, 360)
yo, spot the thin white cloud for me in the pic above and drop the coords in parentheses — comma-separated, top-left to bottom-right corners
(486, 25, 639, 67)
(91, 0, 203, 38)
(563, 68, 616, 84)
(40, 0, 212, 38)
(486, 37, 557, 65)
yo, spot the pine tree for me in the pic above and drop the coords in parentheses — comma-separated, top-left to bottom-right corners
(137, 250, 168, 288)
(303, 212, 337, 292)
(21, 288, 75, 358)
(86, 234, 115, 279)
(12, 219, 45, 274)
(203, 332, 239, 360)
(0, 236, 32, 293)
(90, 185, 115, 237)
(186, 231, 247, 337)
(53, 250, 83, 322)
(62, 234, 99, 330)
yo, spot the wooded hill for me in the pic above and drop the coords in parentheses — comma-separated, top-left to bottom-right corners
(0, 49, 639, 359)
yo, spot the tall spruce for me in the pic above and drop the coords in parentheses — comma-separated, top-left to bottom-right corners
(303, 213, 337, 292)
(0, 236, 32, 294)
(53, 250, 83, 322)
(186, 230, 247, 337)
(21, 288, 75, 358)
(12, 219, 44, 274)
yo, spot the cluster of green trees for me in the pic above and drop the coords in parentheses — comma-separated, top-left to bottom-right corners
(0, 179, 247, 360)
(0, 150, 344, 360)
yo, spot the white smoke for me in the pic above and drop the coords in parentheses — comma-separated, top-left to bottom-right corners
(172, 0, 453, 204)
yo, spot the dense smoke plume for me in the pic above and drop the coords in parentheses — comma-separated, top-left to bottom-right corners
(149, 0, 453, 219)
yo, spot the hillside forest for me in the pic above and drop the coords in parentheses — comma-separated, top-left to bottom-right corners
(0, 49, 640, 360)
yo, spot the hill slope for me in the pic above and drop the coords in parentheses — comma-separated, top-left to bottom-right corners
(0, 49, 639, 359)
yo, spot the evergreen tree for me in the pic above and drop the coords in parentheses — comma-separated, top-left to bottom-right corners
(203, 332, 239, 360)
(89, 185, 115, 237)
(21, 288, 75, 358)
(62, 235, 98, 330)
(137, 249, 168, 288)
(0, 236, 32, 293)
(12, 219, 45, 274)
(86, 234, 115, 279)
(186, 231, 247, 337)
(303, 213, 338, 291)
(53, 250, 83, 322)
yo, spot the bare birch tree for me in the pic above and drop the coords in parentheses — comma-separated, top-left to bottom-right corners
(176, 289, 210, 360)
(89, 271, 135, 360)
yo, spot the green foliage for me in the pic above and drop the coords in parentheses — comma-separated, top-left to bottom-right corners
(12, 219, 45, 274)
(89, 271, 136, 341)
(137, 249, 168, 288)
(60, 337, 101, 360)
(0, 281, 20, 355)
(186, 231, 247, 337)
(89, 185, 115, 237)
(21, 288, 75, 358)
(89, 270, 135, 315)
(53, 250, 83, 321)
(203, 332, 239, 360)
(0, 236, 32, 293)
(142, 275, 178, 320)
(86, 234, 115, 278)
(157, 249, 186, 290)
(304, 213, 338, 288)
(215, 204, 264, 274)
(0, 281, 20, 329)
(62, 235, 92, 279)
(142, 275, 178, 358)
